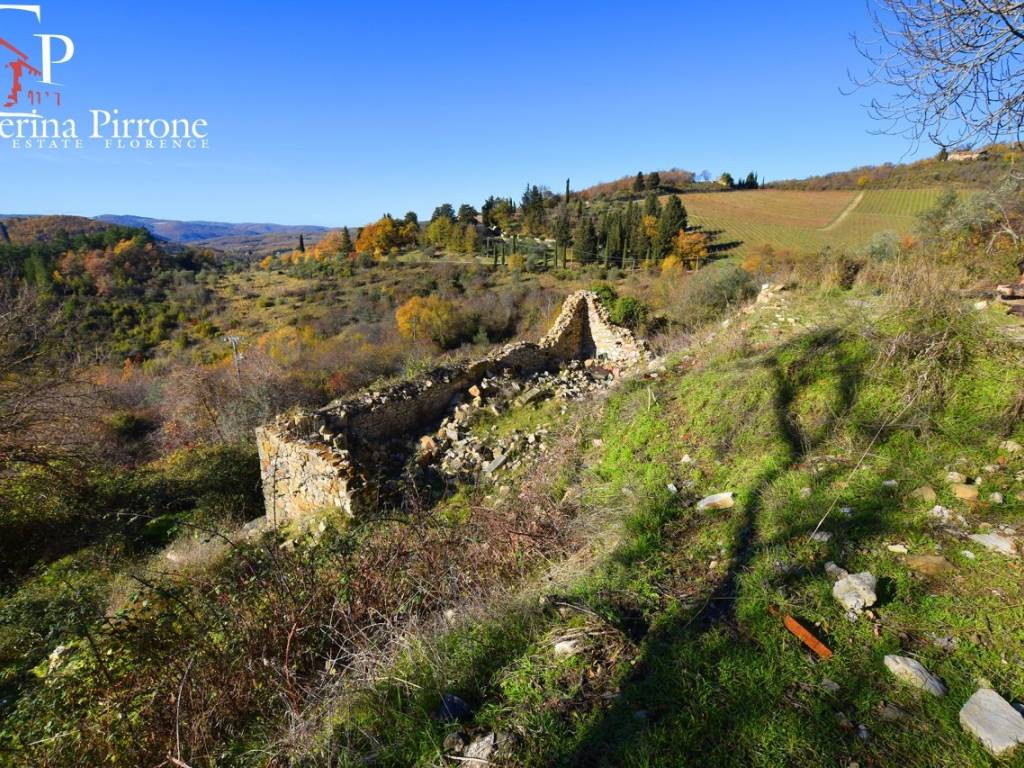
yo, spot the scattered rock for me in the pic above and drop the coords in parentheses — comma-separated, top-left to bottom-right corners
(680, 454, 693, 464)
(484, 451, 510, 475)
(810, 531, 832, 543)
(952, 483, 980, 501)
(799, 486, 812, 499)
(887, 543, 909, 554)
(882, 479, 899, 490)
(1000, 440, 1023, 454)
(833, 572, 877, 620)
(930, 634, 957, 652)
(666, 483, 678, 495)
(959, 688, 1024, 757)
(464, 732, 498, 761)
(878, 702, 910, 722)
(883, 655, 947, 696)
(825, 561, 849, 580)
(553, 639, 580, 657)
(443, 731, 470, 755)
(697, 492, 734, 511)
(947, 471, 967, 484)
(962, 550, 977, 560)
(990, 492, 1004, 505)
(857, 724, 870, 742)
(906, 554, 953, 576)
(821, 678, 841, 693)
(910, 485, 937, 503)
(969, 532, 1017, 556)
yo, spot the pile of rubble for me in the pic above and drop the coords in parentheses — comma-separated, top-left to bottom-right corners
(416, 360, 617, 482)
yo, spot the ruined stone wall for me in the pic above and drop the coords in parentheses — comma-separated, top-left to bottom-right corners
(256, 290, 650, 523)
(256, 425, 359, 523)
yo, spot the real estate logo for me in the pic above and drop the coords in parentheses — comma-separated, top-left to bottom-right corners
(0, 4, 208, 151)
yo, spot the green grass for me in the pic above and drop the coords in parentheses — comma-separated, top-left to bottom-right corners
(317, 288, 1024, 767)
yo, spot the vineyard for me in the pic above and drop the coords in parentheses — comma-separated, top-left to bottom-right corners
(675, 188, 955, 254)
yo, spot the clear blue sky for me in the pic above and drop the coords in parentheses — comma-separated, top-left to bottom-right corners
(0, 1, 926, 227)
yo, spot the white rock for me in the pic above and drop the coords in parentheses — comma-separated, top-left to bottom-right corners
(962, 550, 977, 560)
(464, 732, 498, 761)
(882, 479, 899, 489)
(553, 639, 580, 657)
(1000, 440, 1023, 454)
(990, 492, 1004, 505)
(666, 483, 678, 494)
(947, 471, 967, 484)
(680, 454, 693, 464)
(959, 688, 1024, 757)
(833, 572, 877, 619)
(839, 506, 854, 517)
(887, 544, 909, 554)
(969, 533, 1017, 556)
(799, 487, 812, 499)
(883, 655, 947, 697)
(810, 531, 832, 543)
(697, 492, 734, 511)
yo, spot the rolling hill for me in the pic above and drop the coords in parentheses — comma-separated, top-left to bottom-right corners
(675, 188, 952, 255)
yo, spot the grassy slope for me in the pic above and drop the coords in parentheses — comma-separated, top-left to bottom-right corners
(320, 286, 1024, 767)
(677, 189, 953, 255)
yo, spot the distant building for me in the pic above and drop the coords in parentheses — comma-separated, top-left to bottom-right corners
(948, 148, 988, 162)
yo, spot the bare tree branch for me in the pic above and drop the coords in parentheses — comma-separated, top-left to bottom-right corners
(852, 0, 1024, 147)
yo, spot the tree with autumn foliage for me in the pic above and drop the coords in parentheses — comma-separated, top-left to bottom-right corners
(355, 214, 416, 258)
(395, 295, 467, 349)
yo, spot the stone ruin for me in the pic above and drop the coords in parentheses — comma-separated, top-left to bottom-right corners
(256, 291, 650, 524)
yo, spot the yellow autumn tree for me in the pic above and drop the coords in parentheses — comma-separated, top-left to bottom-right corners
(395, 295, 464, 349)
(673, 230, 709, 269)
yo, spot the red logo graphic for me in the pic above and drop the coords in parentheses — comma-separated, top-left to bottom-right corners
(1, 36, 40, 108)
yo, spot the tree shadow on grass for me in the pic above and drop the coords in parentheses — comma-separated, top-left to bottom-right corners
(554, 327, 894, 766)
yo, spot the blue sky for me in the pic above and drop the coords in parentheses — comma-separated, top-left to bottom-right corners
(0, 1, 927, 227)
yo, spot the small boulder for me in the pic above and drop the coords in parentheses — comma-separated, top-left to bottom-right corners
(882, 479, 899, 490)
(969, 532, 1017, 556)
(906, 554, 953, 577)
(697, 492, 734, 511)
(883, 655, 947, 696)
(910, 485, 937, 503)
(999, 439, 1023, 454)
(810, 531, 832, 543)
(959, 688, 1024, 757)
(947, 471, 967, 484)
(833, 572, 877, 619)
(952, 483, 979, 501)
(887, 543, 909, 554)
(464, 732, 498, 761)
(553, 639, 580, 657)
(990, 492, 1004, 505)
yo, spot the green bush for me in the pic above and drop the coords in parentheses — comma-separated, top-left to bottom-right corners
(610, 296, 647, 330)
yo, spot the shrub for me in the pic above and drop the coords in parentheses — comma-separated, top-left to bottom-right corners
(660, 262, 756, 329)
(610, 296, 648, 330)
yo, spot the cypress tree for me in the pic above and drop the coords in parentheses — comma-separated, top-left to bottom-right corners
(654, 195, 688, 258)
(338, 226, 354, 254)
(298, 234, 306, 253)
(633, 172, 645, 193)
(644, 192, 661, 218)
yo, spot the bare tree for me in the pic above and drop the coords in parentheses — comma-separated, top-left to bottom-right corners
(854, 1, 1024, 146)
(0, 286, 99, 473)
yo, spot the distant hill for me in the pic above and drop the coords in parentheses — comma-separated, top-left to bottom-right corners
(0, 215, 111, 245)
(771, 143, 1021, 191)
(96, 215, 328, 246)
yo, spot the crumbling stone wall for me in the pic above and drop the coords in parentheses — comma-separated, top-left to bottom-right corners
(256, 291, 649, 523)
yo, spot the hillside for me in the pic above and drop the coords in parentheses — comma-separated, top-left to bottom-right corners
(675, 188, 950, 256)
(771, 144, 1021, 191)
(96, 214, 329, 244)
